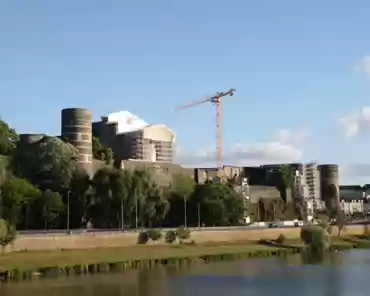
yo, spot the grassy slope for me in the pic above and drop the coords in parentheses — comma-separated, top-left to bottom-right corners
(1, 235, 368, 271)
(0, 242, 281, 271)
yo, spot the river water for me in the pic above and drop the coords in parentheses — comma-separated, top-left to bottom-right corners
(1, 249, 370, 296)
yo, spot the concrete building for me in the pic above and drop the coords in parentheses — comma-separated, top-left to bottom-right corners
(93, 111, 175, 164)
(295, 163, 324, 215)
(61, 108, 93, 175)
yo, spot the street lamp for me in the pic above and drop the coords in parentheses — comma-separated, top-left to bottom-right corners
(67, 190, 71, 231)
(184, 194, 187, 228)
(0, 188, 2, 219)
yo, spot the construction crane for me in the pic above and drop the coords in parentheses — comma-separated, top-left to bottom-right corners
(176, 88, 236, 182)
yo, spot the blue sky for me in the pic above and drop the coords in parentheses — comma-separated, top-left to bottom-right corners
(1, 0, 370, 184)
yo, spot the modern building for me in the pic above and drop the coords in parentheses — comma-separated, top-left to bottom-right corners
(93, 111, 176, 164)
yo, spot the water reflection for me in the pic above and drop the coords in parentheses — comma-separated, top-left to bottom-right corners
(0, 250, 368, 296)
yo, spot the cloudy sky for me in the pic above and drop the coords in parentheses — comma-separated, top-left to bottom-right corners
(1, 1, 370, 184)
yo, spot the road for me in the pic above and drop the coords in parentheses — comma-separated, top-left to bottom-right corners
(17, 219, 369, 237)
(17, 225, 296, 237)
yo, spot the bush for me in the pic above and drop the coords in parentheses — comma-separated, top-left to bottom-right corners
(137, 231, 149, 244)
(176, 227, 191, 240)
(300, 225, 330, 254)
(276, 234, 286, 244)
(147, 229, 162, 241)
(165, 230, 177, 244)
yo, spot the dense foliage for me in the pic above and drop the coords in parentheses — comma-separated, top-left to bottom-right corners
(92, 137, 113, 164)
(0, 118, 247, 231)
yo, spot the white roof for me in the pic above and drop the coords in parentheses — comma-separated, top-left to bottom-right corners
(104, 110, 149, 134)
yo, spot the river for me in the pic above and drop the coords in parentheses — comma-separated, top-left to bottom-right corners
(1, 249, 370, 296)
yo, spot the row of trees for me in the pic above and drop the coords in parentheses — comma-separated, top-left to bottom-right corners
(0, 118, 246, 230)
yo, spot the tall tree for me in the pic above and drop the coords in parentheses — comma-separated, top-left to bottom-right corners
(110, 169, 131, 228)
(92, 137, 113, 164)
(171, 173, 195, 196)
(12, 136, 78, 192)
(188, 183, 245, 226)
(278, 165, 306, 220)
(69, 168, 91, 228)
(90, 167, 114, 228)
(129, 169, 153, 227)
(0, 176, 41, 227)
(39, 190, 64, 229)
(0, 119, 19, 156)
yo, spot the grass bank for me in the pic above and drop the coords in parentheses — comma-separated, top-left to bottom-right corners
(0, 241, 298, 281)
(0, 235, 369, 282)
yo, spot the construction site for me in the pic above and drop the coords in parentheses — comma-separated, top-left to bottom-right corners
(17, 88, 341, 219)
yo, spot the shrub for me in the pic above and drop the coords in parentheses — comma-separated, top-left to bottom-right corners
(137, 231, 149, 244)
(165, 230, 177, 244)
(176, 227, 191, 241)
(147, 229, 162, 241)
(276, 234, 286, 244)
(300, 225, 330, 254)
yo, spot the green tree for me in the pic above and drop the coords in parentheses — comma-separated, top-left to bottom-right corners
(278, 165, 306, 220)
(189, 183, 245, 226)
(92, 137, 113, 164)
(0, 119, 19, 156)
(110, 169, 131, 228)
(301, 225, 331, 256)
(12, 136, 78, 192)
(69, 168, 91, 228)
(142, 185, 169, 227)
(170, 173, 195, 196)
(0, 176, 41, 227)
(39, 190, 64, 229)
(0, 219, 16, 253)
(129, 169, 156, 227)
(90, 167, 114, 228)
(277, 165, 295, 189)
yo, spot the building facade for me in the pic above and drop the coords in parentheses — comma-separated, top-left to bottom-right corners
(93, 111, 175, 164)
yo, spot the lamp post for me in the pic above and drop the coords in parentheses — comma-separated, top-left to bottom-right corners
(120, 199, 124, 230)
(67, 190, 71, 231)
(184, 194, 187, 228)
(135, 188, 138, 230)
(0, 188, 2, 219)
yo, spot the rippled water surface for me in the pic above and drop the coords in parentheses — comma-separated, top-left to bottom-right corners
(1, 250, 370, 296)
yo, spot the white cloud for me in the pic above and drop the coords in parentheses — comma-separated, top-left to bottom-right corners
(175, 128, 307, 167)
(339, 106, 370, 137)
(355, 55, 370, 76)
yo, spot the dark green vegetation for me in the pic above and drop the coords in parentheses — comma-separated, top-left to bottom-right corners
(0, 241, 299, 281)
(0, 118, 246, 235)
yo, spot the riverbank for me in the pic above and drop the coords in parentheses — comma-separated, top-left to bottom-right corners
(1, 235, 370, 282)
(9, 225, 366, 252)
